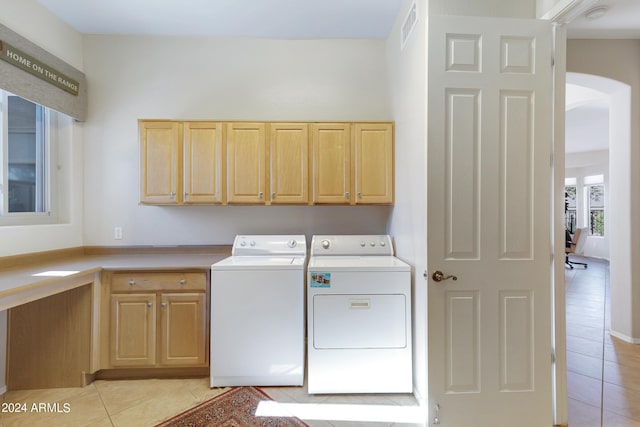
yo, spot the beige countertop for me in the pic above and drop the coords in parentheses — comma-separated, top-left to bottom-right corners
(0, 250, 230, 311)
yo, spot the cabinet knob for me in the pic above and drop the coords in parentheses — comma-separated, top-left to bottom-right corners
(161, 302, 167, 308)
(179, 279, 186, 286)
(259, 192, 264, 198)
(170, 192, 176, 198)
(345, 192, 350, 199)
(357, 192, 362, 198)
(129, 280, 135, 286)
(271, 192, 276, 199)
(147, 302, 152, 307)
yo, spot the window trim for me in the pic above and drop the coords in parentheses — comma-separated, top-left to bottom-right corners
(0, 91, 58, 226)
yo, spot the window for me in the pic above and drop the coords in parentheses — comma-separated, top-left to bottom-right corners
(584, 175, 604, 237)
(0, 91, 57, 225)
(564, 178, 577, 234)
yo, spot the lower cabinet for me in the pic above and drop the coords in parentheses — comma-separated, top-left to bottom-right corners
(106, 272, 208, 369)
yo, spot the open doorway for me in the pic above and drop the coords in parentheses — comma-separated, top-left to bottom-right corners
(565, 72, 631, 342)
(564, 72, 640, 425)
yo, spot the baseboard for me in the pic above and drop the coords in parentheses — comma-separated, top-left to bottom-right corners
(413, 386, 425, 406)
(609, 329, 640, 344)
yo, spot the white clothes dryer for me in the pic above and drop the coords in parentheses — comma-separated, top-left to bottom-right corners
(307, 235, 412, 394)
(210, 235, 306, 387)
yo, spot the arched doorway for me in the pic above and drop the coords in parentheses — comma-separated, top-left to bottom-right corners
(566, 72, 633, 341)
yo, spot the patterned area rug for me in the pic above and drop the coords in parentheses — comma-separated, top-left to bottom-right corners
(155, 386, 309, 427)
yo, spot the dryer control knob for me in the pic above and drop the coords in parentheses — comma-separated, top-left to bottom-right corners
(250, 240, 256, 247)
(240, 241, 246, 247)
(288, 239, 297, 248)
(360, 240, 366, 247)
(321, 239, 331, 249)
(380, 241, 386, 247)
(370, 241, 376, 247)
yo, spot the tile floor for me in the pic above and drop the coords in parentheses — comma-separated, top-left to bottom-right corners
(0, 377, 420, 426)
(566, 256, 640, 426)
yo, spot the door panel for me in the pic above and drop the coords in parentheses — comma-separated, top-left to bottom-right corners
(160, 293, 207, 366)
(226, 123, 266, 204)
(269, 123, 309, 204)
(140, 121, 181, 204)
(353, 123, 393, 204)
(110, 293, 156, 367)
(427, 15, 553, 427)
(184, 122, 224, 204)
(311, 123, 351, 204)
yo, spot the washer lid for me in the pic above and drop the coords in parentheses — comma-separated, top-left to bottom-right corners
(308, 256, 410, 272)
(212, 256, 306, 271)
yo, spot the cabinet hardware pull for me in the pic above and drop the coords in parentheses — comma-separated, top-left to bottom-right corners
(345, 192, 350, 198)
(259, 192, 264, 198)
(357, 192, 362, 198)
(272, 192, 276, 198)
(179, 279, 186, 285)
(147, 302, 152, 307)
(129, 280, 135, 286)
(161, 302, 167, 308)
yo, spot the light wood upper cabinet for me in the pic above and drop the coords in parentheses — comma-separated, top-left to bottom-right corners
(141, 120, 393, 205)
(110, 293, 157, 367)
(353, 123, 394, 204)
(269, 123, 309, 204)
(159, 293, 207, 366)
(226, 123, 266, 204)
(183, 122, 225, 204)
(312, 123, 351, 204)
(140, 121, 182, 204)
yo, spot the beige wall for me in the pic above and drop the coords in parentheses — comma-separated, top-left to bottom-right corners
(386, 0, 428, 403)
(567, 39, 640, 340)
(429, 0, 535, 18)
(0, 0, 85, 258)
(81, 36, 393, 246)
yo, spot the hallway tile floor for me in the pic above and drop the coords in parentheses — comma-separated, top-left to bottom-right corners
(566, 257, 640, 426)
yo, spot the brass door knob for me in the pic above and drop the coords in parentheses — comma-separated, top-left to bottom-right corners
(432, 270, 458, 282)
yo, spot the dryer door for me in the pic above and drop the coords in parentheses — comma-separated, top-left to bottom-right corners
(313, 293, 407, 349)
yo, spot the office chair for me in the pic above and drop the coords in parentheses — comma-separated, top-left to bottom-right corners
(565, 227, 588, 269)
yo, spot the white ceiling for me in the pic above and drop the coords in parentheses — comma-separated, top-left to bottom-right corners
(36, 0, 403, 39)
(35, 0, 640, 40)
(566, 0, 640, 39)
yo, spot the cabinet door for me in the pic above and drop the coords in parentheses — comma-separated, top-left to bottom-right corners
(353, 123, 394, 204)
(140, 121, 182, 204)
(110, 293, 156, 367)
(159, 293, 207, 366)
(312, 123, 351, 204)
(269, 123, 309, 204)
(226, 123, 266, 204)
(184, 122, 224, 204)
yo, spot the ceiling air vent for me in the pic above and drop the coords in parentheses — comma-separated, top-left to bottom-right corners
(401, 1, 417, 50)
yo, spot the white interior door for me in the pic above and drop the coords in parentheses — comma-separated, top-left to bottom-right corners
(427, 15, 553, 426)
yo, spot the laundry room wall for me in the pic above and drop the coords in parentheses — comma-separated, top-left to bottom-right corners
(81, 36, 392, 246)
(0, 0, 85, 257)
(386, 0, 428, 404)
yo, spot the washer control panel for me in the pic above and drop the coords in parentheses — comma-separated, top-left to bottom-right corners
(310, 235, 393, 256)
(232, 235, 306, 256)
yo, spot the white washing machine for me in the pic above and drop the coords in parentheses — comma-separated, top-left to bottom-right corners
(307, 235, 412, 394)
(211, 235, 306, 387)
